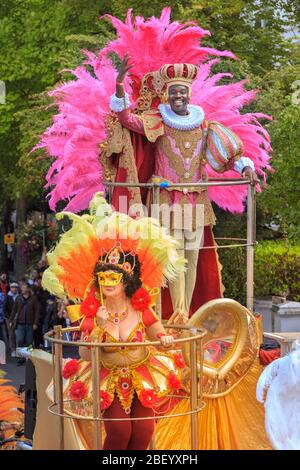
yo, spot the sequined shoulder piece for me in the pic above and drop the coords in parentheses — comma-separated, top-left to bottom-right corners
(141, 109, 164, 143)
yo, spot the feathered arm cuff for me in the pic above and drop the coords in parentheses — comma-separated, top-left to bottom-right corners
(234, 157, 255, 174)
(110, 92, 131, 113)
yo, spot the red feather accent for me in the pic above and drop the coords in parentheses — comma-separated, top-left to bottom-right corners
(139, 389, 158, 408)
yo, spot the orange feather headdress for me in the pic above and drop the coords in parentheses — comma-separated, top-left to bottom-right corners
(42, 193, 186, 304)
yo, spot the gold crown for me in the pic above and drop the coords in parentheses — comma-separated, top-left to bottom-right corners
(159, 63, 198, 91)
(98, 242, 136, 275)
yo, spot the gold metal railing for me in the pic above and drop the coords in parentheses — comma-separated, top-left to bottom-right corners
(104, 179, 256, 312)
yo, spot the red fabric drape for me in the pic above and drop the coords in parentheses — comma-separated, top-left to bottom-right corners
(259, 348, 281, 366)
(161, 226, 223, 320)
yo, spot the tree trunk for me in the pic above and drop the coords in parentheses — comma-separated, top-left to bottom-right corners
(15, 196, 28, 280)
(0, 199, 13, 273)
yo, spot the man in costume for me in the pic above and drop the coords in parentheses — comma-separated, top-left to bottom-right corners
(109, 55, 258, 320)
(38, 8, 271, 320)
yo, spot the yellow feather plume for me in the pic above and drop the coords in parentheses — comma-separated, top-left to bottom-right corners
(42, 192, 186, 301)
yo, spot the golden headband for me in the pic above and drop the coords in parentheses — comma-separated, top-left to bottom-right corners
(100, 242, 136, 276)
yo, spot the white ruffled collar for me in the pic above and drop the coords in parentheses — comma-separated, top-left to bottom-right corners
(158, 104, 205, 130)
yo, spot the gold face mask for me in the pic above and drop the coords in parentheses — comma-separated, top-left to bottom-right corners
(97, 270, 123, 287)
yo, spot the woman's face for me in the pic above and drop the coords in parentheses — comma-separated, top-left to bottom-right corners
(101, 281, 126, 298)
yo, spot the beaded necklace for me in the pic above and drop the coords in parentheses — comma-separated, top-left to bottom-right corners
(106, 306, 129, 324)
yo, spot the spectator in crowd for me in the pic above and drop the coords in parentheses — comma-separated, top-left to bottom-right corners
(0, 291, 8, 348)
(10, 282, 40, 365)
(37, 252, 48, 275)
(43, 297, 68, 349)
(31, 277, 49, 348)
(0, 272, 9, 296)
(3, 282, 19, 357)
(49, 299, 67, 330)
(27, 269, 39, 288)
(43, 297, 67, 331)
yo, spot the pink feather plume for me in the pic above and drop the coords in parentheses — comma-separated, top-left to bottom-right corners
(36, 57, 117, 212)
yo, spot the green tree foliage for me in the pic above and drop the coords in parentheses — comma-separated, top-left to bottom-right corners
(0, 0, 111, 203)
(259, 105, 300, 238)
(0, 0, 299, 243)
(254, 42, 300, 239)
(220, 241, 300, 304)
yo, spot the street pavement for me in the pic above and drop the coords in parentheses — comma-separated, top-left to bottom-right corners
(1, 353, 26, 390)
(1, 344, 79, 392)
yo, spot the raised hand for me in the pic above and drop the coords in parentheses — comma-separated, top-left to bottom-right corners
(242, 167, 259, 185)
(117, 53, 134, 83)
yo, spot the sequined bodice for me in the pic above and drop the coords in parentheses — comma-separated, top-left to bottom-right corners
(100, 313, 148, 368)
(155, 125, 205, 183)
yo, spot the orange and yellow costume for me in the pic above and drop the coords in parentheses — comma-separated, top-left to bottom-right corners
(42, 193, 187, 449)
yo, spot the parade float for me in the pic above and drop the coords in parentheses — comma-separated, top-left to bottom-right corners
(30, 8, 274, 450)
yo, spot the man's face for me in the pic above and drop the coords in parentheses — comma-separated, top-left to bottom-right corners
(21, 284, 30, 296)
(31, 270, 38, 280)
(11, 287, 18, 295)
(168, 85, 189, 115)
(0, 273, 7, 282)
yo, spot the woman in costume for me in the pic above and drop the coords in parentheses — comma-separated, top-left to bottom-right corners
(42, 193, 187, 450)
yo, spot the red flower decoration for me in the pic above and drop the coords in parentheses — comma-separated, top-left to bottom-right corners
(69, 380, 88, 401)
(168, 372, 181, 390)
(139, 389, 158, 408)
(131, 288, 151, 311)
(173, 353, 186, 369)
(80, 290, 101, 318)
(100, 390, 113, 410)
(132, 329, 144, 343)
(62, 359, 80, 379)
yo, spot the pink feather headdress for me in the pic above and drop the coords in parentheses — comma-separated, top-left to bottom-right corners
(37, 7, 272, 214)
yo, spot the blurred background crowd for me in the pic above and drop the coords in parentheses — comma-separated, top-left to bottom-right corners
(0, 266, 68, 365)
